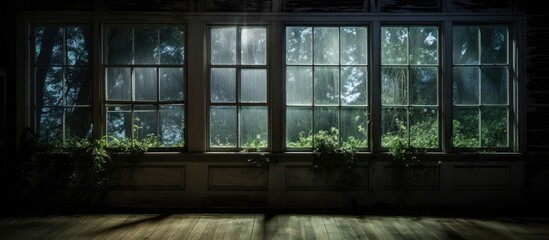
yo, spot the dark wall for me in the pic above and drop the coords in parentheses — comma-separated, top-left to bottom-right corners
(1, 0, 548, 204)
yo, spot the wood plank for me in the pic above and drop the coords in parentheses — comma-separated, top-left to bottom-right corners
(250, 214, 264, 240)
(321, 215, 344, 239)
(332, 215, 361, 239)
(165, 214, 201, 239)
(199, 215, 222, 240)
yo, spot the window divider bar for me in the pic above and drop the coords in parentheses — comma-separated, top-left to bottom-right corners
(442, 20, 453, 153)
(370, 21, 381, 153)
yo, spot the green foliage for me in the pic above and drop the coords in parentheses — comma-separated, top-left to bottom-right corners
(242, 135, 275, 171)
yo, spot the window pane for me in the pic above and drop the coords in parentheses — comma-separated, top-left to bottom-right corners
(240, 106, 268, 147)
(453, 108, 479, 148)
(66, 27, 90, 65)
(382, 27, 408, 65)
(286, 66, 312, 105)
(341, 67, 367, 106)
(210, 106, 237, 147)
(381, 67, 408, 105)
(381, 107, 408, 148)
(340, 27, 367, 65)
(135, 67, 158, 101)
(134, 27, 159, 64)
(453, 27, 479, 65)
(241, 27, 267, 65)
(35, 27, 64, 65)
(241, 69, 267, 103)
(211, 27, 236, 65)
(65, 107, 92, 139)
(211, 68, 236, 103)
(314, 67, 339, 105)
(160, 105, 185, 147)
(106, 67, 131, 101)
(409, 27, 438, 65)
(134, 105, 157, 140)
(481, 26, 507, 64)
(481, 107, 507, 147)
(314, 27, 339, 65)
(107, 106, 131, 139)
(36, 107, 62, 144)
(341, 107, 367, 147)
(106, 27, 132, 64)
(481, 66, 508, 104)
(160, 27, 185, 64)
(410, 107, 438, 148)
(286, 27, 312, 65)
(453, 67, 480, 105)
(410, 67, 437, 105)
(160, 68, 184, 101)
(66, 67, 91, 105)
(314, 107, 338, 135)
(286, 107, 312, 148)
(35, 67, 62, 106)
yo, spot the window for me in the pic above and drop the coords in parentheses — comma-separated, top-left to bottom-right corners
(452, 25, 511, 149)
(32, 25, 92, 145)
(208, 26, 268, 149)
(381, 26, 440, 149)
(104, 25, 186, 147)
(285, 26, 369, 149)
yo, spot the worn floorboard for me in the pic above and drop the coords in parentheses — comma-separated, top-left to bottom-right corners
(0, 212, 548, 239)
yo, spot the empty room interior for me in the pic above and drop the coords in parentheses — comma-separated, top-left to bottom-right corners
(1, 0, 549, 239)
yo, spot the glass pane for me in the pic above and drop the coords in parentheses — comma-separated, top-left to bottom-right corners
(410, 67, 437, 105)
(106, 67, 131, 101)
(241, 69, 267, 103)
(107, 105, 131, 139)
(65, 107, 92, 140)
(211, 27, 236, 65)
(66, 67, 91, 105)
(66, 27, 90, 65)
(160, 105, 185, 147)
(481, 26, 507, 64)
(286, 27, 312, 65)
(134, 105, 157, 140)
(314, 67, 339, 105)
(35, 27, 64, 65)
(241, 27, 267, 65)
(382, 27, 408, 65)
(340, 27, 367, 65)
(453, 107, 479, 148)
(160, 68, 184, 101)
(341, 107, 368, 147)
(381, 67, 408, 105)
(381, 107, 408, 148)
(453, 67, 480, 105)
(409, 27, 438, 65)
(286, 66, 312, 105)
(314, 107, 338, 136)
(285, 107, 312, 148)
(240, 106, 268, 148)
(160, 27, 185, 64)
(410, 107, 438, 148)
(35, 67, 62, 106)
(481, 107, 507, 147)
(211, 68, 236, 103)
(481, 66, 508, 104)
(314, 27, 339, 65)
(134, 27, 159, 64)
(453, 26, 479, 65)
(106, 27, 132, 64)
(341, 67, 367, 106)
(36, 107, 62, 144)
(210, 106, 237, 147)
(135, 67, 158, 101)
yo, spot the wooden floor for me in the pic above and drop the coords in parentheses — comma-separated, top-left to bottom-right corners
(1, 211, 549, 240)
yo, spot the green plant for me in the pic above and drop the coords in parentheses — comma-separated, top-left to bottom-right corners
(309, 128, 364, 206)
(242, 135, 276, 171)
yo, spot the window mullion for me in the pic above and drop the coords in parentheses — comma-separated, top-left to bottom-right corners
(370, 21, 382, 153)
(442, 20, 453, 152)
